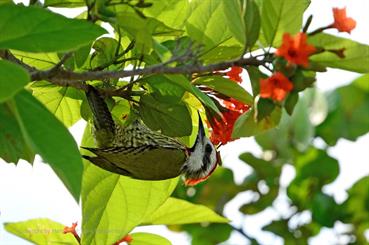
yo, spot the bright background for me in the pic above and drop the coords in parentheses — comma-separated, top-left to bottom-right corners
(1, 0, 369, 244)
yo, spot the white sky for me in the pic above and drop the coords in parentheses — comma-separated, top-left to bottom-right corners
(1, 0, 369, 244)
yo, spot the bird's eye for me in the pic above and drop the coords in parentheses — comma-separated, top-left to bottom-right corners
(205, 143, 212, 154)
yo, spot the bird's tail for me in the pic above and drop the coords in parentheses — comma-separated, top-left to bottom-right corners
(85, 85, 115, 147)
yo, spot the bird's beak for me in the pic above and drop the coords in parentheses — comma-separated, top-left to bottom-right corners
(216, 150, 222, 166)
(198, 112, 205, 142)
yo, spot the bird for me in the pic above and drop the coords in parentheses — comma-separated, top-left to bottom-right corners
(81, 85, 220, 185)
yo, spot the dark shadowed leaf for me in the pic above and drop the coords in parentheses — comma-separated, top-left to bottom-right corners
(244, 0, 261, 49)
(0, 103, 34, 164)
(139, 94, 192, 137)
(193, 76, 253, 105)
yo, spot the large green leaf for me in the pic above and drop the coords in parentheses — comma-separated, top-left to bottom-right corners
(0, 4, 105, 52)
(0, 60, 30, 102)
(139, 94, 192, 137)
(12, 90, 83, 201)
(0, 103, 34, 163)
(32, 83, 82, 128)
(143, 0, 191, 30)
(130, 232, 171, 245)
(142, 197, 228, 225)
(260, 0, 310, 46)
(81, 126, 179, 245)
(4, 218, 78, 245)
(309, 33, 369, 73)
(316, 74, 369, 145)
(193, 76, 253, 105)
(232, 107, 282, 137)
(186, 0, 245, 62)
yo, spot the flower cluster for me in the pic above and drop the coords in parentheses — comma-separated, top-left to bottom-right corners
(209, 67, 250, 145)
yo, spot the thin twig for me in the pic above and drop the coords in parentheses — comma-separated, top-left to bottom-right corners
(230, 224, 256, 242)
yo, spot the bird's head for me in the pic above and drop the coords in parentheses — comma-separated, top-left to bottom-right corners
(181, 114, 221, 186)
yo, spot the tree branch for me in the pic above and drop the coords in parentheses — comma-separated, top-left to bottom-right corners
(1, 49, 270, 95)
(30, 56, 267, 82)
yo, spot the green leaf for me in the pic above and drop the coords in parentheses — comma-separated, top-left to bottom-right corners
(4, 218, 78, 245)
(144, 75, 186, 103)
(90, 37, 121, 69)
(316, 74, 369, 145)
(81, 126, 179, 245)
(185, 223, 232, 245)
(0, 4, 106, 52)
(0, 60, 30, 103)
(32, 83, 82, 128)
(246, 66, 267, 96)
(0, 103, 34, 164)
(130, 232, 171, 245)
(161, 74, 221, 114)
(309, 33, 369, 73)
(143, 0, 191, 30)
(116, 12, 183, 53)
(260, 0, 310, 46)
(12, 50, 60, 69)
(262, 220, 296, 242)
(342, 176, 369, 225)
(287, 148, 339, 207)
(45, 0, 86, 8)
(142, 197, 228, 225)
(232, 107, 282, 137)
(311, 192, 339, 227)
(139, 94, 192, 137)
(284, 91, 299, 115)
(239, 153, 280, 178)
(244, 0, 261, 49)
(12, 90, 82, 201)
(238, 153, 280, 214)
(186, 0, 245, 62)
(193, 76, 253, 105)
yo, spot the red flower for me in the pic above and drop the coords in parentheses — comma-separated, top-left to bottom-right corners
(276, 32, 316, 67)
(226, 66, 243, 83)
(114, 234, 133, 244)
(210, 99, 249, 146)
(260, 72, 293, 102)
(332, 7, 356, 33)
(63, 222, 80, 243)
